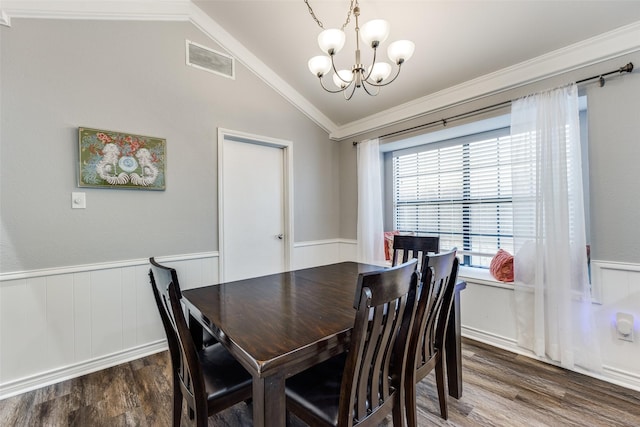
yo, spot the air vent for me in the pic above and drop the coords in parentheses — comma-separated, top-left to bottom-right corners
(186, 40, 235, 79)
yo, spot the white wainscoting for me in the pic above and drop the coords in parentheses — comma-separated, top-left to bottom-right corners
(0, 253, 219, 399)
(0, 241, 358, 399)
(291, 239, 357, 270)
(459, 259, 640, 392)
(2, 247, 637, 399)
(590, 260, 640, 390)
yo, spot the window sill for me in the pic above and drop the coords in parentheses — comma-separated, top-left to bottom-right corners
(458, 266, 514, 289)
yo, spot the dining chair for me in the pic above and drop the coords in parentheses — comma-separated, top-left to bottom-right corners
(404, 249, 459, 426)
(148, 258, 252, 427)
(285, 259, 419, 427)
(391, 235, 440, 280)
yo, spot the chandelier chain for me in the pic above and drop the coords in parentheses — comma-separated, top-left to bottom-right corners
(304, 0, 356, 30)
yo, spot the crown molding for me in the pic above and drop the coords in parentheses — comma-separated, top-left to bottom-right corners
(0, 5, 8, 26)
(186, 3, 336, 134)
(2, 2, 638, 141)
(0, 0, 192, 21)
(0, 0, 337, 135)
(330, 20, 640, 140)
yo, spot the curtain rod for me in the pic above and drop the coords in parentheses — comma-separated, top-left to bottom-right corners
(353, 62, 634, 145)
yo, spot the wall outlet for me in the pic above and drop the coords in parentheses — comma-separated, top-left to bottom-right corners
(616, 312, 634, 342)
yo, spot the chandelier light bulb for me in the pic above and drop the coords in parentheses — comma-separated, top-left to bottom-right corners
(369, 62, 392, 83)
(308, 56, 332, 77)
(387, 40, 415, 64)
(333, 69, 353, 89)
(360, 19, 390, 48)
(304, 0, 414, 98)
(318, 29, 346, 55)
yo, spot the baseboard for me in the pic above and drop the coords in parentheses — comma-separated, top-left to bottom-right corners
(461, 325, 519, 352)
(3, 249, 636, 399)
(461, 326, 640, 393)
(0, 340, 168, 400)
(0, 243, 351, 399)
(601, 365, 640, 393)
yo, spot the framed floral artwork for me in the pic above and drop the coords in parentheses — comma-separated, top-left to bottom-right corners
(78, 127, 166, 190)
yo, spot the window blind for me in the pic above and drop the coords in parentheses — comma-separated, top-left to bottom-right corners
(392, 128, 514, 267)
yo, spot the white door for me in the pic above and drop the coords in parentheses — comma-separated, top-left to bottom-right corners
(219, 130, 292, 282)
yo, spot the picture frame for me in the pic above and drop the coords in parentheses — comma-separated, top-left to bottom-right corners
(78, 127, 166, 190)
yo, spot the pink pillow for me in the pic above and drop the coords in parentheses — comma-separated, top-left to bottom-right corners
(384, 231, 400, 261)
(490, 249, 514, 282)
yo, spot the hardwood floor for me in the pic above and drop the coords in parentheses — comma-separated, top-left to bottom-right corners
(1, 338, 639, 426)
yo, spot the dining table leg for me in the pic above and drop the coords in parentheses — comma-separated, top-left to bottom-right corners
(252, 372, 286, 427)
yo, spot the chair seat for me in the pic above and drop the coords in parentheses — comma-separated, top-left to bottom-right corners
(200, 343, 252, 402)
(285, 353, 347, 426)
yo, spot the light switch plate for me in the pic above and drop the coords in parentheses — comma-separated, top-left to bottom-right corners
(72, 192, 86, 209)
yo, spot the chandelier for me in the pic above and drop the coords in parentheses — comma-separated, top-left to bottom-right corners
(305, 0, 415, 100)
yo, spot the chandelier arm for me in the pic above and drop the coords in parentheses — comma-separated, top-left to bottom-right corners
(365, 63, 403, 87)
(361, 80, 380, 96)
(362, 47, 378, 82)
(344, 81, 358, 100)
(330, 55, 353, 84)
(319, 76, 350, 94)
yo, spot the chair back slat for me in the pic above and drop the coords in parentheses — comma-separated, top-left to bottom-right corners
(412, 250, 459, 370)
(339, 259, 419, 426)
(391, 235, 440, 281)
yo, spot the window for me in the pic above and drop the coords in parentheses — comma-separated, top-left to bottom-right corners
(389, 101, 589, 270)
(392, 128, 513, 267)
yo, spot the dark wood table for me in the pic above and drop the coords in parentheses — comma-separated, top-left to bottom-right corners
(182, 262, 465, 427)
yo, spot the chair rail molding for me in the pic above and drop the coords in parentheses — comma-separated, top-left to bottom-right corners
(1, 248, 639, 398)
(0, 253, 219, 400)
(0, 252, 219, 282)
(0, 242, 355, 399)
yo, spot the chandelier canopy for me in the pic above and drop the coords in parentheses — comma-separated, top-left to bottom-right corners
(305, 0, 415, 100)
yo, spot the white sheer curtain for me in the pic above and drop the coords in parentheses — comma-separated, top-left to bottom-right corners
(356, 138, 385, 265)
(510, 84, 601, 372)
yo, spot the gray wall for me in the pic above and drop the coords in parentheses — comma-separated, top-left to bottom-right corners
(338, 52, 640, 264)
(0, 19, 339, 272)
(586, 60, 640, 262)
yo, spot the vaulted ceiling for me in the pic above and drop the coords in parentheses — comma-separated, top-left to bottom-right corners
(3, 1, 640, 140)
(193, 0, 640, 138)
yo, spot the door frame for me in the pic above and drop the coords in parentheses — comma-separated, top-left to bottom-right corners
(217, 128, 294, 282)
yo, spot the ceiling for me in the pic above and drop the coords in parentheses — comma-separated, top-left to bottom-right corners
(194, 0, 640, 131)
(3, 0, 639, 138)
